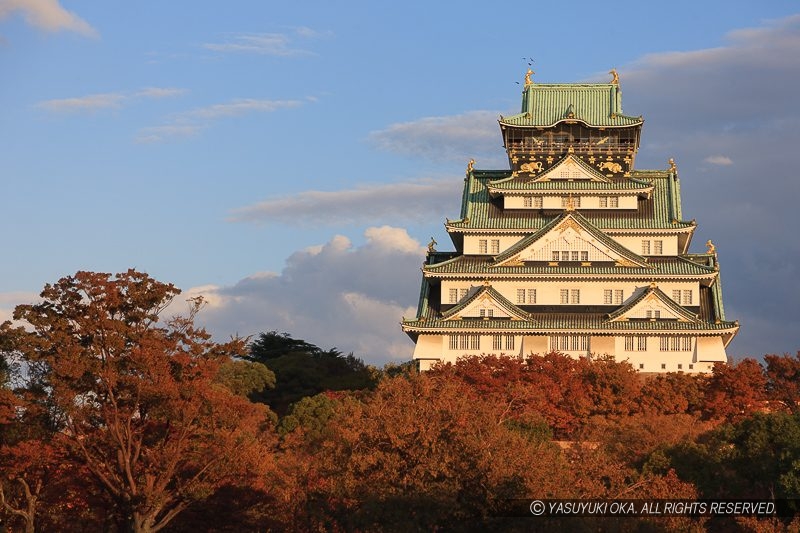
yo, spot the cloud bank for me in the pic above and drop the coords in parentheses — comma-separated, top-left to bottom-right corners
(368, 110, 504, 165)
(0, 0, 96, 36)
(184, 227, 424, 366)
(230, 178, 462, 226)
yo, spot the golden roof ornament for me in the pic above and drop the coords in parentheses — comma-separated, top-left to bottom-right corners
(466, 158, 475, 176)
(609, 68, 619, 85)
(427, 237, 437, 253)
(524, 68, 534, 86)
(706, 240, 717, 255)
(669, 158, 677, 174)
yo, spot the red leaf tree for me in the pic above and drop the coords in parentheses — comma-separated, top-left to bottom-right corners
(1, 270, 275, 533)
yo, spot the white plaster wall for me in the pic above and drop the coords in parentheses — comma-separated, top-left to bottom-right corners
(463, 235, 525, 255)
(611, 235, 679, 256)
(441, 280, 698, 307)
(412, 333, 726, 374)
(504, 195, 638, 210)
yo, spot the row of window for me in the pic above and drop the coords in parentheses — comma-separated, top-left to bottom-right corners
(672, 290, 693, 305)
(478, 239, 501, 254)
(448, 335, 515, 351)
(448, 288, 469, 303)
(521, 196, 584, 208)
(447, 334, 695, 355)
(516, 288, 537, 304)
(560, 289, 581, 304)
(624, 336, 693, 352)
(599, 196, 619, 208)
(550, 334, 590, 351)
(640, 363, 695, 370)
(552, 250, 590, 262)
(641, 239, 663, 255)
(448, 288, 690, 307)
(476, 237, 669, 257)
(520, 196, 621, 208)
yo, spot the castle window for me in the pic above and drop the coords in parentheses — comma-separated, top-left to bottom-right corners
(552, 251, 560, 261)
(523, 196, 532, 207)
(571, 289, 580, 304)
(452, 335, 480, 350)
(581, 251, 589, 261)
(654, 240, 663, 254)
(560, 289, 569, 304)
(625, 335, 647, 351)
(660, 337, 669, 351)
(479, 308, 493, 318)
(683, 290, 693, 305)
(614, 290, 623, 304)
(600, 196, 619, 208)
(479, 239, 487, 254)
(528, 289, 537, 304)
(672, 290, 682, 303)
(646, 310, 661, 319)
(533, 196, 543, 208)
(460, 288, 468, 299)
(571, 251, 579, 261)
(604, 290, 613, 304)
(449, 289, 458, 303)
(490, 239, 500, 254)
(517, 289, 526, 304)
(561, 196, 581, 208)
(493, 335, 514, 351)
(641, 240, 651, 255)
(550, 335, 589, 352)
(561, 251, 570, 261)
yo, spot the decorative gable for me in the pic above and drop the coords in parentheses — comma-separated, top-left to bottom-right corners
(529, 154, 611, 183)
(608, 283, 700, 323)
(493, 212, 651, 268)
(441, 284, 530, 321)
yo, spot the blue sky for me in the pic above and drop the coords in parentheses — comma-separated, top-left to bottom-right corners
(1, 1, 799, 365)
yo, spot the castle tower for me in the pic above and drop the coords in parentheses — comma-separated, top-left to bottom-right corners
(402, 70, 738, 372)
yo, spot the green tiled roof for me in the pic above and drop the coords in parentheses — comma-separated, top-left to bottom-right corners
(499, 84, 643, 128)
(447, 168, 690, 232)
(423, 255, 718, 278)
(402, 313, 737, 334)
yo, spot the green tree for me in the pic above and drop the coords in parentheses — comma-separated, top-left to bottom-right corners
(247, 331, 376, 415)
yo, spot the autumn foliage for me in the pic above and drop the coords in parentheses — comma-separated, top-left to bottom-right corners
(0, 270, 799, 531)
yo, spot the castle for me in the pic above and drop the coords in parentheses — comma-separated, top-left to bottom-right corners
(402, 70, 738, 372)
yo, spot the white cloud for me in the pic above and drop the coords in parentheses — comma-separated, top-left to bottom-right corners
(37, 87, 186, 114)
(229, 177, 462, 226)
(703, 155, 733, 166)
(0, 291, 39, 325)
(183, 227, 424, 366)
(0, 0, 96, 37)
(137, 97, 308, 143)
(613, 14, 800, 359)
(368, 110, 503, 164)
(36, 92, 126, 112)
(186, 98, 303, 119)
(135, 87, 187, 99)
(203, 28, 331, 56)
